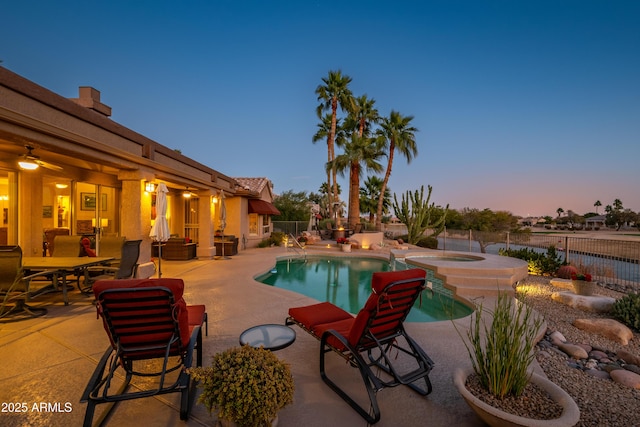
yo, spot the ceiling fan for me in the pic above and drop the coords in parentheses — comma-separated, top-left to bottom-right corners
(18, 145, 63, 171)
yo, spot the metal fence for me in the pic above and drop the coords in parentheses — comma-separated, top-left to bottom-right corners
(272, 221, 310, 236)
(439, 229, 640, 288)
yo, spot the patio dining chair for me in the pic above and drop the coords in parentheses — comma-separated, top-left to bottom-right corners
(286, 269, 434, 424)
(81, 239, 141, 294)
(81, 278, 207, 426)
(0, 245, 55, 321)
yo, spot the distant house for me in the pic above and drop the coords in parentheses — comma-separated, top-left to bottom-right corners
(232, 177, 281, 248)
(585, 215, 606, 229)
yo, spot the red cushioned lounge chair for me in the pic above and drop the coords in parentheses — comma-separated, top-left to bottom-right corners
(286, 269, 434, 424)
(81, 278, 207, 426)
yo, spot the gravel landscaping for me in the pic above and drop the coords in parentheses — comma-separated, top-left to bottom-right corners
(519, 276, 640, 427)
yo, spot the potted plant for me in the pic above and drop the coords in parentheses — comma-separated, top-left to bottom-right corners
(190, 345, 294, 427)
(570, 272, 594, 296)
(453, 292, 580, 427)
(336, 237, 351, 252)
(297, 236, 308, 247)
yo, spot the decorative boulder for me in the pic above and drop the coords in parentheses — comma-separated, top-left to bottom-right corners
(572, 318, 634, 345)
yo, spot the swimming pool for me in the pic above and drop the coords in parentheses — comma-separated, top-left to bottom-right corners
(256, 255, 473, 322)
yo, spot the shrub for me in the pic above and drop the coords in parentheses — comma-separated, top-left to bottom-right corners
(499, 245, 562, 276)
(416, 236, 438, 249)
(190, 345, 294, 427)
(611, 294, 640, 332)
(556, 265, 578, 279)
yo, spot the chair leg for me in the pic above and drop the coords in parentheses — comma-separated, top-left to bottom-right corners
(319, 337, 382, 424)
(0, 299, 47, 321)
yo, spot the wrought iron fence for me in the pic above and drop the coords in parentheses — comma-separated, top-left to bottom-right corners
(439, 229, 640, 288)
(272, 221, 310, 236)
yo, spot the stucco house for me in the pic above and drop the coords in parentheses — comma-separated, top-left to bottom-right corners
(0, 66, 278, 262)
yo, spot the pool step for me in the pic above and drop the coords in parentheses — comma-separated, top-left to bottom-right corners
(442, 273, 519, 297)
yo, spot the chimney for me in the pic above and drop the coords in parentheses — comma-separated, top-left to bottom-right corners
(70, 86, 112, 117)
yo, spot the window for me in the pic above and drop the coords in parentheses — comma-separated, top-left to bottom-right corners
(249, 213, 258, 236)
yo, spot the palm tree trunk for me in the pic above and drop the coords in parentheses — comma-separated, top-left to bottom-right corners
(376, 143, 395, 231)
(348, 162, 360, 229)
(330, 98, 340, 226)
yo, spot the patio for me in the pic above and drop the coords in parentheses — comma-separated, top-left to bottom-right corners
(0, 247, 484, 426)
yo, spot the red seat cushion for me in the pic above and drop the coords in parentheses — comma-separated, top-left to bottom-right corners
(289, 301, 353, 331)
(93, 278, 191, 353)
(314, 317, 355, 350)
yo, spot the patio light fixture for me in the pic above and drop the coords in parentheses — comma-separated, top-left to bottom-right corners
(145, 181, 156, 193)
(18, 159, 39, 170)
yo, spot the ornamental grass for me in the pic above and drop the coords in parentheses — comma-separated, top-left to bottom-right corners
(461, 291, 543, 399)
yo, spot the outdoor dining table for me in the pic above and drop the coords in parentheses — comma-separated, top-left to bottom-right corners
(22, 256, 115, 305)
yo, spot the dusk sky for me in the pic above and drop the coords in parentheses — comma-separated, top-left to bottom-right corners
(3, 1, 639, 217)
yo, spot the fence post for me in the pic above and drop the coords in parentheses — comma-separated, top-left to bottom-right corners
(443, 226, 447, 251)
(469, 229, 472, 252)
(564, 236, 570, 264)
(506, 232, 510, 251)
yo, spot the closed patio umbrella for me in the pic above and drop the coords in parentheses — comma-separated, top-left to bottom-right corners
(217, 190, 229, 260)
(149, 183, 170, 277)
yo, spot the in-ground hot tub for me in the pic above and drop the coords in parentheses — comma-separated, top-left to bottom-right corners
(390, 249, 528, 297)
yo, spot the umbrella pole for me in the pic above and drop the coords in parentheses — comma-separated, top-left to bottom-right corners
(158, 243, 162, 278)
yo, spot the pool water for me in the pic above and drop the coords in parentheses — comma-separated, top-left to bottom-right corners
(256, 256, 473, 322)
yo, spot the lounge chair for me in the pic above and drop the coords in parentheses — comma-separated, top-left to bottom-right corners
(0, 245, 54, 320)
(81, 278, 207, 426)
(286, 269, 434, 424)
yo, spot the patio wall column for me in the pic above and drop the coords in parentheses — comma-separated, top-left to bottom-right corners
(118, 171, 153, 262)
(18, 171, 43, 256)
(197, 190, 215, 259)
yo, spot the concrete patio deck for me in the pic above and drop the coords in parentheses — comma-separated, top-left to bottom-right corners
(0, 246, 487, 427)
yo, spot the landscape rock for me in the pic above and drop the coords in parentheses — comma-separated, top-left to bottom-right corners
(609, 369, 640, 389)
(572, 318, 634, 345)
(551, 291, 616, 313)
(617, 349, 640, 366)
(549, 330, 566, 345)
(557, 342, 589, 359)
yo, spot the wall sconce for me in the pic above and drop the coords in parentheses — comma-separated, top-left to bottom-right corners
(55, 183, 68, 189)
(145, 182, 156, 193)
(211, 196, 218, 204)
(183, 187, 192, 198)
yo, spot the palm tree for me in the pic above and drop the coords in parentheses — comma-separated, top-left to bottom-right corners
(556, 207, 564, 218)
(333, 133, 384, 229)
(315, 70, 353, 226)
(313, 114, 338, 219)
(360, 175, 391, 224)
(594, 200, 602, 214)
(374, 110, 418, 231)
(351, 94, 379, 138)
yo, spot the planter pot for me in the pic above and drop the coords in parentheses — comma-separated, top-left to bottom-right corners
(453, 367, 580, 427)
(341, 243, 352, 252)
(572, 280, 594, 296)
(219, 415, 278, 427)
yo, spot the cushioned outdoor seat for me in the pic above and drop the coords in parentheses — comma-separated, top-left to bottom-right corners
(81, 278, 207, 426)
(286, 269, 434, 424)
